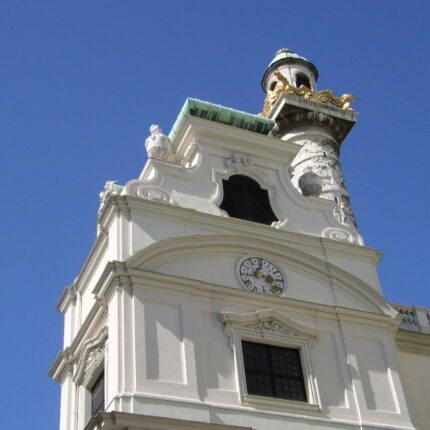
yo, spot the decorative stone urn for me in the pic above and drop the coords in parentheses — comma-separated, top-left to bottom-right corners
(298, 171, 322, 197)
(145, 124, 172, 160)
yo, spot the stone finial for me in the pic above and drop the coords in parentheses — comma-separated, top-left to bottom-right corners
(99, 180, 118, 213)
(145, 124, 172, 160)
(276, 48, 294, 55)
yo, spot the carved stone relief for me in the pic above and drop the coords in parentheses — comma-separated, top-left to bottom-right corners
(333, 195, 357, 227)
(246, 320, 297, 336)
(181, 141, 200, 168)
(84, 345, 104, 378)
(225, 153, 255, 170)
(125, 180, 174, 204)
(73, 327, 108, 386)
(99, 180, 118, 213)
(322, 227, 364, 246)
(291, 137, 358, 230)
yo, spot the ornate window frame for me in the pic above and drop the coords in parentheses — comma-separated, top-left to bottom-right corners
(74, 327, 108, 425)
(211, 155, 287, 228)
(211, 153, 273, 209)
(220, 309, 321, 413)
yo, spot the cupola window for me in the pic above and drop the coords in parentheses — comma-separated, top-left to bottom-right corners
(269, 81, 277, 91)
(219, 175, 278, 225)
(295, 74, 310, 89)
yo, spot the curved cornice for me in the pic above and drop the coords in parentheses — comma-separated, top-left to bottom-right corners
(122, 234, 394, 318)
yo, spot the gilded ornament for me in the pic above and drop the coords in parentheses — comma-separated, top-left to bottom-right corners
(260, 71, 357, 117)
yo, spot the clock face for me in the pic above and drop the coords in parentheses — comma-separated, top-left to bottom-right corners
(239, 257, 285, 296)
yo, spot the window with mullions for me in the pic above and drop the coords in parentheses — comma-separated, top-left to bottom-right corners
(242, 341, 307, 402)
(219, 175, 278, 225)
(91, 371, 105, 416)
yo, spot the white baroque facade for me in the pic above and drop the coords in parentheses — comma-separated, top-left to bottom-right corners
(50, 49, 430, 430)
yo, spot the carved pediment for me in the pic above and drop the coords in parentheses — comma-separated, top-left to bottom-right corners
(220, 308, 320, 339)
(245, 320, 297, 336)
(74, 327, 108, 386)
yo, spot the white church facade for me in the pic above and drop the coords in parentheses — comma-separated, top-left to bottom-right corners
(49, 49, 430, 430)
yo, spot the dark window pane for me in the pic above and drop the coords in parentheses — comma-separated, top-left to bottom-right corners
(242, 341, 307, 402)
(296, 74, 310, 88)
(219, 175, 278, 225)
(91, 371, 105, 416)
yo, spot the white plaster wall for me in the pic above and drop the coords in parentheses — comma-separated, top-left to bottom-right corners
(127, 118, 362, 247)
(103, 277, 414, 430)
(398, 350, 430, 430)
(59, 374, 76, 430)
(57, 111, 414, 430)
(114, 204, 379, 290)
(150, 251, 336, 307)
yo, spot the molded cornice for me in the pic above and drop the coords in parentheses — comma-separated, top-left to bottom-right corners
(167, 115, 301, 166)
(87, 233, 394, 322)
(85, 412, 252, 430)
(395, 330, 430, 355)
(57, 194, 381, 314)
(49, 306, 107, 382)
(56, 225, 109, 313)
(123, 233, 390, 317)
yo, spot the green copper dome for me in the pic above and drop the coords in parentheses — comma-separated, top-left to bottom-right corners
(267, 48, 311, 67)
(261, 48, 319, 91)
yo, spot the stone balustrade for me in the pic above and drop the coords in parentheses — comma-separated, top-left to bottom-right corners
(391, 303, 430, 334)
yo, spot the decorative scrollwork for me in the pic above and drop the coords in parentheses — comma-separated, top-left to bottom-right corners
(246, 320, 296, 336)
(74, 327, 108, 385)
(84, 345, 104, 376)
(124, 180, 174, 205)
(322, 227, 363, 246)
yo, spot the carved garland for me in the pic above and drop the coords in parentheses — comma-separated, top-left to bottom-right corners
(220, 308, 320, 343)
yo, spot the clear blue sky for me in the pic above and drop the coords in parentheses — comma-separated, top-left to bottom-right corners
(1, 1, 428, 428)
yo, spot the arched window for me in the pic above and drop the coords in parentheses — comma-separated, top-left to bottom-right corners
(269, 80, 277, 91)
(219, 175, 278, 225)
(295, 74, 311, 89)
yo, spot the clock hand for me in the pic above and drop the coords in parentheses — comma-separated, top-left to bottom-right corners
(265, 274, 274, 284)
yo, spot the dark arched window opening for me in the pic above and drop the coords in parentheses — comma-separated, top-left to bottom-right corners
(269, 81, 277, 91)
(219, 175, 278, 225)
(295, 74, 310, 89)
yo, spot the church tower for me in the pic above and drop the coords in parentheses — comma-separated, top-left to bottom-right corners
(49, 49, 430, 430)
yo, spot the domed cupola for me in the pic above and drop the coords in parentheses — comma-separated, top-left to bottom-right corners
(261, 48, 319, 94)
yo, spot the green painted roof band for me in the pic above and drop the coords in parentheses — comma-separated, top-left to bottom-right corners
(168, 98, 275, 142)
(268, 51, 311, 68)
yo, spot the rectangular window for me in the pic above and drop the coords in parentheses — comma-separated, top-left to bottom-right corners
(91, 371, 105, 416)
(242, 341, 307, 402)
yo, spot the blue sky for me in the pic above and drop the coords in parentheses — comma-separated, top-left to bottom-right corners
(0, 1, 429, 428)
